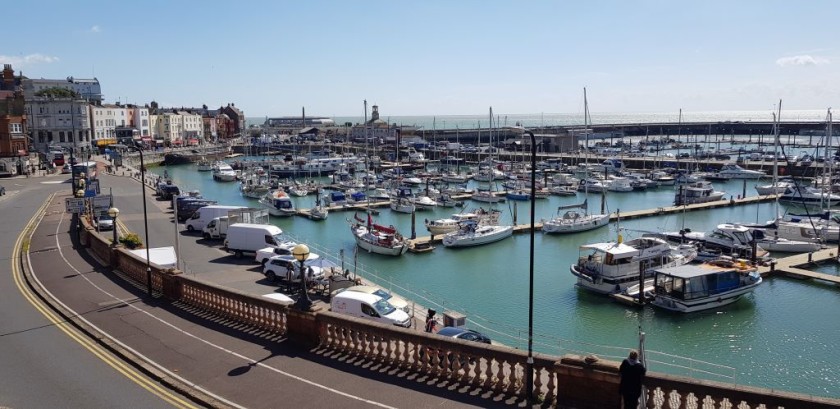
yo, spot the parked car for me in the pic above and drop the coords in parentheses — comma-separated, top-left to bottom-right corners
(62, 164, 71, 174)
(94, 213, 114, 230)
(333, 285, 410, 314)
(436, 327, 492, 344)
(262, 253, 325, 283)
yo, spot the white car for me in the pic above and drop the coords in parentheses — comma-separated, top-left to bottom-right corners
(334, 285, 410, 314)
(255, 246, 293, 266)
(262, 254, 325, 283)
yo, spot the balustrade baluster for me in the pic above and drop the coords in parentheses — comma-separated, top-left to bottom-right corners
(506, 360, 518, 395)
(472, 357, 484, 388)
(483, 357, 494, 389)
(532, 366, 543, 402)
(546, 366, 556, 406)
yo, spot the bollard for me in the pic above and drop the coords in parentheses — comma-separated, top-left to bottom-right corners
(770, 261, 776, 273)
(808, 252, 813, 263)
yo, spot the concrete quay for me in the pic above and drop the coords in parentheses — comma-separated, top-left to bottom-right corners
(760, 248, 840, 285)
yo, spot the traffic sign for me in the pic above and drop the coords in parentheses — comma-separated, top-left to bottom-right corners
(65, 198, 85, 213)
(92, 195, 112, 211)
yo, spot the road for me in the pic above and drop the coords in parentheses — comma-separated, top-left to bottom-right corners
(0, 173, 177, 408)
(11, 168, 499, 408)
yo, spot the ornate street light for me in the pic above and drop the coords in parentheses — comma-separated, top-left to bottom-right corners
(524, 130, 536, 406)
(292, 243, 312, 311)
(108, 207, 119, 247)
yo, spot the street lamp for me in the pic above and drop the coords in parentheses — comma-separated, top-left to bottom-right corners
(129, 147, 153, 296)
(108, 207, 119, 247)
(292, 243, 312, 311)
(524, 130, 536, 406)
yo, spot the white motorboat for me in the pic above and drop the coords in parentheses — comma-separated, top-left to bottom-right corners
(425, 208, 501, 235)
(649, 170, 676, 186)
(606, 177, 634, 192)
(674, 181, 726, 206)
(412, 195, 438, 210)
(259, 190, 296, 216)
(548, 185, 578, 196)
(656, 223, 770, 262)
(441, 172, 468, 184)
(367, 188, 392, 202)
(196, 158, 212, 172)
(441, 221, 513, 248)
(717, 164, 765, 179)
(746, 228, 821, 252)
(349, 214, 409, 256)
(755, 180, 794, 195)
(779, 185, 840, 206)
(577, 178, 608, 193)
(651, 261, 762, 313)
(570, 236, 698, 295)
(542, 200, 609, 234)
(212, 162, 237, 182)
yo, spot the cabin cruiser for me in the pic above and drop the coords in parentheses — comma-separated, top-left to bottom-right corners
(471, 190, 504, 203)
(651, 261, 762, 313)
(654, 223, 770, 262)
(717, 164, 765, 179)
(441, 220, 513, 248)
(779, 185, 840, 206)
(606, 177, 634, 192)
(196, 158, 212, 172)
(570, 236, 698, 295)
(674, 181, 725, 206)
(649, 170, 675, 186)
(542, 200, 609, 234)
(349, 213, 409, 256)
(754, 179, 795, 195)
(212, 162, 237, 182)
(259, 190, 296, 216)
(425, 208, 501, 235)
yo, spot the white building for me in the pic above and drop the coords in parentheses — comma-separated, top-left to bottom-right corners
(25, 98, 91, 152)
(150, 111, 205, 146)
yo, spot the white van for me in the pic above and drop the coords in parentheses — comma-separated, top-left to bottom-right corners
(224, 223, 296, 258)
(202, 215, 238, 240)
(331, 291, 412, 328)
(186, 205, 247, 232)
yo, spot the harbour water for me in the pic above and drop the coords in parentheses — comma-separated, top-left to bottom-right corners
(158, 160, 839, 398)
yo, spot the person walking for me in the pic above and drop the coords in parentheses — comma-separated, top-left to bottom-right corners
(619, 350, 646, 408)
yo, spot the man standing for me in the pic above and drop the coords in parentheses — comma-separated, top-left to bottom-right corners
(619, 350, 646, 408)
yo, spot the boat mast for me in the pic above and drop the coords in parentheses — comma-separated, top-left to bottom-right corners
(772, 100, 781, 219)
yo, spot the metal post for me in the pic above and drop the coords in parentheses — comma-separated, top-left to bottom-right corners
(138, 150, 152, 296)
(525, 130, 536, 406)
(113, 214, 118, 246)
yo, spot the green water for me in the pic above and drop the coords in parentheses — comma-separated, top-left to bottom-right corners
(158, 162, 840, 398)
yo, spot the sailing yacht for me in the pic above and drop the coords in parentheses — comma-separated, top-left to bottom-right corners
(542, 199, 609, 234)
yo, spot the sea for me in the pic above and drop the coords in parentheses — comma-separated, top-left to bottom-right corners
(248, 109, 833, 130)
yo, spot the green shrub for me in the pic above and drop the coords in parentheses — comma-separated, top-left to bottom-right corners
(120, 232, 143, 249)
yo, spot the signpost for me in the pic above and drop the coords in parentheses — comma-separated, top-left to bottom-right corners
(92, 195, 112, 212)
(64, 197, 85, 213)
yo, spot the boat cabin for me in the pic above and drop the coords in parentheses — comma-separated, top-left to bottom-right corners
(653, 263, 758, 302)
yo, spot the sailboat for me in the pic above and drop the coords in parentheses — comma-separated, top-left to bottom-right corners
(542, 199, 610, 234)
(309, 186, 328, 221)
(348, 212, 409, 256)
(471, 107, 505, 204)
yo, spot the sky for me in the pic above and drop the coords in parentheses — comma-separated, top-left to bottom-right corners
(2, 1, 838, 117)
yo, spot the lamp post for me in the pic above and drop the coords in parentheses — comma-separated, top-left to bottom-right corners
(132, 147, 153, 296)
(292, 243, 312, 311)
(525, 130, 536, 406)
(108, 207, 119, 247)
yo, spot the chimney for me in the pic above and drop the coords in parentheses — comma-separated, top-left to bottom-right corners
(2, 64, 14, 90)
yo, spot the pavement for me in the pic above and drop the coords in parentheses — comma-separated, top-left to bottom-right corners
(19, 160, 507, 408)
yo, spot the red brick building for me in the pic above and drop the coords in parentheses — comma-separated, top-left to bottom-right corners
(0, 64, 28, 158)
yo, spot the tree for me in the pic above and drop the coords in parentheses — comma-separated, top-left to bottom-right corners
(34, 87, 78, 98)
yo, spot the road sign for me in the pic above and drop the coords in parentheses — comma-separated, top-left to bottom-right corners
(65, 197, 85, 213)
(92, 195, 112, 211)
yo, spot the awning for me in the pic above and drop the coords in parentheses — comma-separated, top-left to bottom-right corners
(17, 150, 27, 156)
(188, 138, 199, 145)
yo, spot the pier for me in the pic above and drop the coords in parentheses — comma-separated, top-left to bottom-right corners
(759, 248, 840, 285)
(403, 194, 780, 247)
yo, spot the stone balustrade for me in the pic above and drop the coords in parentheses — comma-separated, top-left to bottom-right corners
(78, 218, 840, 409)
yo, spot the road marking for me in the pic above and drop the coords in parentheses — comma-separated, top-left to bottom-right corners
(41, 180, 66, 184)
(12, 194, 198, 409)
(46, 206, 397, 408)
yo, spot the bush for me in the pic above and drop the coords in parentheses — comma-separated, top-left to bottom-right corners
(119, 232, 143, 249)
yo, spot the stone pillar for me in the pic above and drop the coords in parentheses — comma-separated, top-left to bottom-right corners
(160, 270, 183, 301)
(555, 355, 621, 409)
(285, 309, 321, 347)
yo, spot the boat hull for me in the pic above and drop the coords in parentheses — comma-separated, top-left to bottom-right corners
(543, 214, 609, 234)
(441, 226, 513, 248)
(652, 278, 762, 313)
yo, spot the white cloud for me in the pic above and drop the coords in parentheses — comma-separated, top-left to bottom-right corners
(0, 53, 60, 67)
(776, 55, 830, 67)
(89, 25, 101, 33)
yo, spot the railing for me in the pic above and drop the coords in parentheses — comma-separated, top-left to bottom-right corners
(77, 215, 840, 409)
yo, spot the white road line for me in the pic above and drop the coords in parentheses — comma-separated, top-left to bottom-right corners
(38, 210, 396, 409)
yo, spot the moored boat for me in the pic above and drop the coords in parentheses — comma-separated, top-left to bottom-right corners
(570, 236, 698, 295)
(349, 213, 409, 256)
(441, 221, 513, 248)
(651, 260, 762, 313)
(542, 199, 609, 234)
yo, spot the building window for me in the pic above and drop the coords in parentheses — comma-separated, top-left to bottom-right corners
(9, 123, 23, 134)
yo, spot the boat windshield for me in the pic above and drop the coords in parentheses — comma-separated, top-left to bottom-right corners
(732, 231, 751, 244)
(373, 299, 396, 316)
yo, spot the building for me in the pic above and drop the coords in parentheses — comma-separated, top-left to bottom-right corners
(350, 105, 398, 142)
(0, 64, 28, 161)
(23, 76, 102, 103)
(220, 103, 245, 137)
(25, 97, 91, 153)
(149, 110, 205, 147)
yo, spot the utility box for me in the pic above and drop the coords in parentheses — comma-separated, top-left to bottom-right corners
(443, 310, 466, 328)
